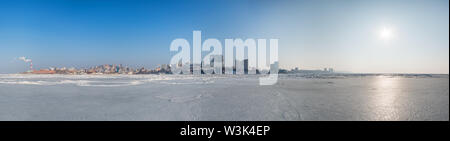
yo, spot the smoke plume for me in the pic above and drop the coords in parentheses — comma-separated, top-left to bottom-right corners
(18, 57, 32, 62)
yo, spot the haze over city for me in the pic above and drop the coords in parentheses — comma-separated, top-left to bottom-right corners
(0, 0, 448, 74)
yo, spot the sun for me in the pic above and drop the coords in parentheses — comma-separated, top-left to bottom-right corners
(379, 27, 393, 40)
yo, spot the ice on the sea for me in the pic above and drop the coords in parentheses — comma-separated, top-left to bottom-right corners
(0, 74, 448, 121)
(0, 74, 220, 87)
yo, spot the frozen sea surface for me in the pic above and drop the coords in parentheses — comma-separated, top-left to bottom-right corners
(0, 74, 448, 121)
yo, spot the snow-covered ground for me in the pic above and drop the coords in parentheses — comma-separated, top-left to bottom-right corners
(0, 74, 448, 121)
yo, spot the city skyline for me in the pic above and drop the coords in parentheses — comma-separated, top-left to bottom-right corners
(0, 0, 448, 74)
(16, 59, 335, 75)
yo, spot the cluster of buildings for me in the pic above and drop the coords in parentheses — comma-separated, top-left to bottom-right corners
(279, 67, 335, 74)
(23, 57, 335, 75)
(176, 57, 334, 75)
(25, 64, 171, 75)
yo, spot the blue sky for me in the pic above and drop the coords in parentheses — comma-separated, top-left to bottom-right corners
(0, 0, 448, 74)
